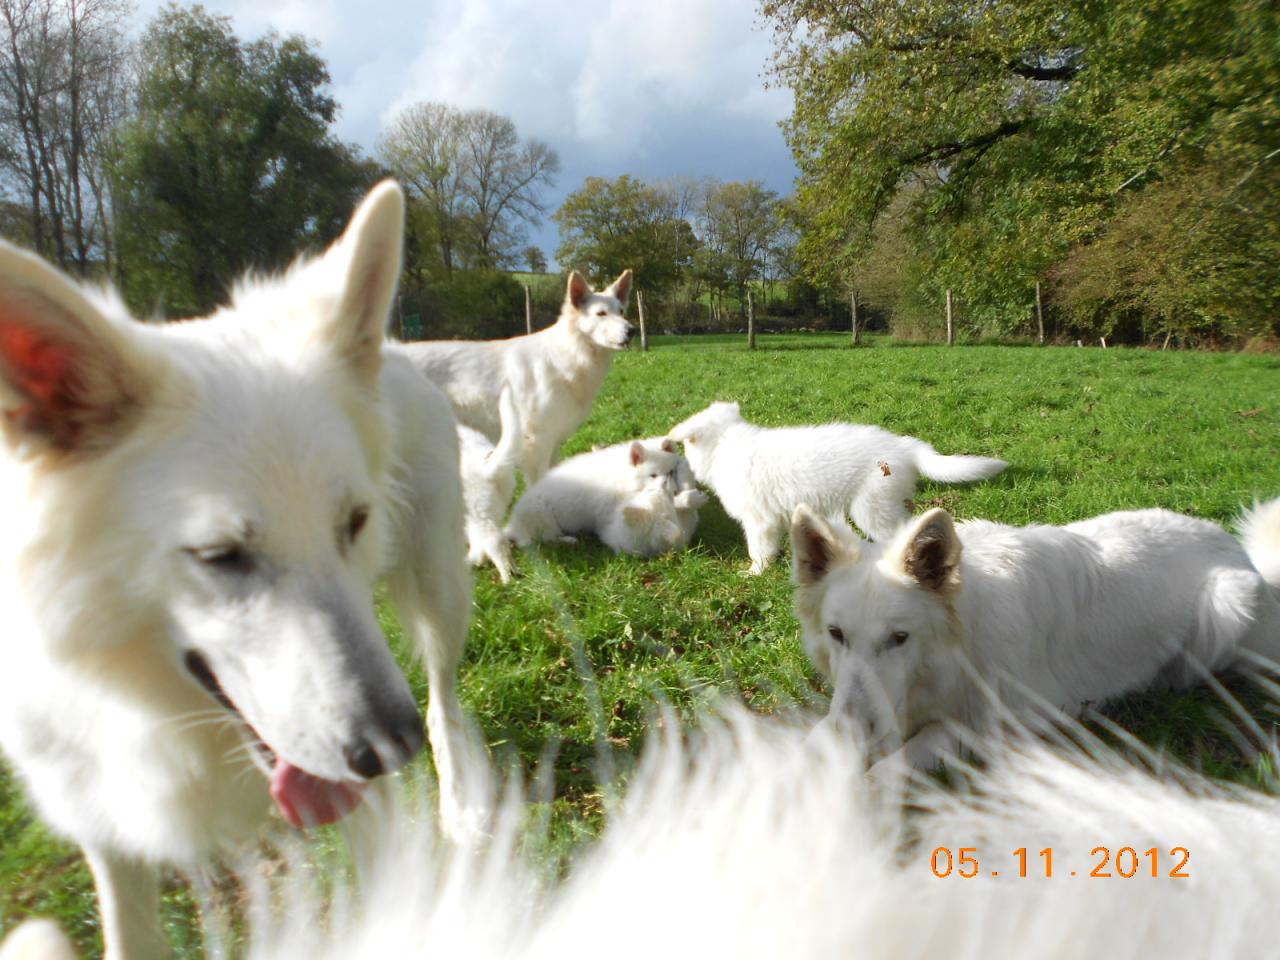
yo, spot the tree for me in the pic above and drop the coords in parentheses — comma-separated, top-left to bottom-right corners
(554, 174, 699, 296)
(378, 102, 559, 274)
(698, 179, 780, 312)
(764, 0, 1280, 341)
(523, 245, 546, 273)
(0, 0, 130, 274)
(110, 5, 380, 316)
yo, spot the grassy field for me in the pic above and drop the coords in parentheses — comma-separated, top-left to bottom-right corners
(3, 332, 1278, 955)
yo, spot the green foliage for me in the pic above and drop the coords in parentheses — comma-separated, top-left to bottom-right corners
(765, 0, 1280, 342)
(554, 175, 699, 295)
(110, 4, 382, 317)
(401, 268, 529, 341)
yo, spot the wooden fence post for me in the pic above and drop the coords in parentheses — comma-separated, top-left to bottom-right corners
(747, 288, 756, 350)
(945, 289, 955, 346)
(636, 289, 649, 352)
(851, 289, 860, 346)
(524, 285, 533, 335)
(1035, 280, 1045, 345)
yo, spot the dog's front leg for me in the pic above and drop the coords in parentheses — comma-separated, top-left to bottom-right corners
(84, 848, 168, 960)
(743, 516, 784, 575)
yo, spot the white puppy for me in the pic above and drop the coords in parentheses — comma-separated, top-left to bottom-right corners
(458, 386, 521, 582)
(506, 439, 687, 556)
(669, 401, 1007, 573)
(0, 183, 487, 958)
(790, 497, 1280, 772)
(400, 270, 634, 484)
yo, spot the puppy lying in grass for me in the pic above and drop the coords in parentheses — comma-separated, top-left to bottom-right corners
(506, 439, 702, 557)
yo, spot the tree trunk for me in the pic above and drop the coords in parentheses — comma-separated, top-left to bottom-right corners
(637, 288, 648, 352)
(747, 288, 756, 350)
(851, 288, 860, 346)
(945, 289, 954, 346)
(1035, 280, 1045, 345)
(524, 284, 532, 335)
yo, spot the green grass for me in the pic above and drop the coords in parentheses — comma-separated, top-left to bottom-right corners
(3, 332, 1278, 954)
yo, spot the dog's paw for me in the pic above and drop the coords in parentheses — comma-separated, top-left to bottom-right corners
(557, 535, 579, 545)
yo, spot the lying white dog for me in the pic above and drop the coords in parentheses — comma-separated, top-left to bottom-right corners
(668, 401, 1007, 573)
(790, 497, 1280, 772)
(458, 386, 521, 582)
(400, 270, 634, 484)
(7, 706, 1270, 959)
(0, 183, 487, 958)
(506, 439, 693, 556)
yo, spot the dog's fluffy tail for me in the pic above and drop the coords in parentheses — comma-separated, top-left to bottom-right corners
(914, 444, 1007, 484)
(487, 385, 522, 476)
(1241, 496, 1280, 588)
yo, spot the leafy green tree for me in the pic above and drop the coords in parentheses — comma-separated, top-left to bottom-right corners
(698, 179, 781, 312)
(523, 245, 547, 274)
(764, 0, 1280, 341)
(554, 174, 699, 295)
(110, 4, 381, 316)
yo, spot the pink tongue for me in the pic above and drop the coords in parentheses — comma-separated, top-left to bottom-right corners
(269, 759, 367, 829)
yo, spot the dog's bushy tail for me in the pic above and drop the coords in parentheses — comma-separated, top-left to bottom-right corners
(487, 385, 522, 476)
(1241, 496, 1280, 588)
(914, 444, 1008, 484)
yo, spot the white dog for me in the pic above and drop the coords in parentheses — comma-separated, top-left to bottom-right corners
(458, 386, 521, 582)
(790, 497, 1280, 772)
(0, 182, 487, 958)
(400, 270, 634, 484)
(8, 706, 1271, 958)
(668, 401, 1007, 573)
(506, 439, 690, 556)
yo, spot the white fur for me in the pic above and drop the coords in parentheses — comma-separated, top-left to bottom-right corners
(400, 270, 634, 484)
(459, 386, 521, 582)
(44, 705, 1273, 959)
(669, 401, 1007, 574)
(0, 920, 75, 960)
(0, 183, 489, 958)
(791, 499, 1280, 772)
(505, 438, 688, 556)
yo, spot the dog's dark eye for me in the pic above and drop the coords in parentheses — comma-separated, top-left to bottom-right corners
(827, 625, 846, 646)
(889, 630, 910, 648)
(186, 544, 253, 575)
(348, 506, 369, 542)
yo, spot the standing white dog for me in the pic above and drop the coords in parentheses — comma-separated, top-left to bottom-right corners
(668, 401, 1006, 573)
(0, 182, 486, 958)
(400, 270, 634, 483)
(458, 386, 521, 582)
(790, 498, 1280, 772)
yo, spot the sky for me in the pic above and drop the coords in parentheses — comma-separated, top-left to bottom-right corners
(134, 0, 800, 268)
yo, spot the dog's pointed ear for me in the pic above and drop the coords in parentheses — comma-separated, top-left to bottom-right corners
(629, 441, 645, 467)
(606, 269, 632, 310)
(791, 505, 857, 587)
(565, 271, 590, 311)
(896, 508, 962, 593)
(323, 180, 404, 384)
(0, 241, 157, 458)
(660, 437, 675, 453)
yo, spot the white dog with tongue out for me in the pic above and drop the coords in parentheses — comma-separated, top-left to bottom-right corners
(0, 181, 487, 957)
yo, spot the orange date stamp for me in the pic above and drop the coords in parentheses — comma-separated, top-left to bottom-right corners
(929, 846, 1191, 879)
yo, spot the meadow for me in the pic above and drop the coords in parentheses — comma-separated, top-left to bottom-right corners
(2, 333, 1278, 955)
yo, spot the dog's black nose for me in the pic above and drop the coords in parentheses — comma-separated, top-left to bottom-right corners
(624, 323, 637, 342)
(345, 740, 385, 779)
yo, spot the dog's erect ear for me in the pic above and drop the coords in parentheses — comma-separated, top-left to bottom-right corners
(566, 271, 591, 310)
(322, 180, 404, 384)
(0, 242, 156, 458)
(898, 508, 962, 593)
(629, 441, 646, 467)
(606, 269, 632, 310)
(660, 437, 675, 453)
(791, 504, 857, 587)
